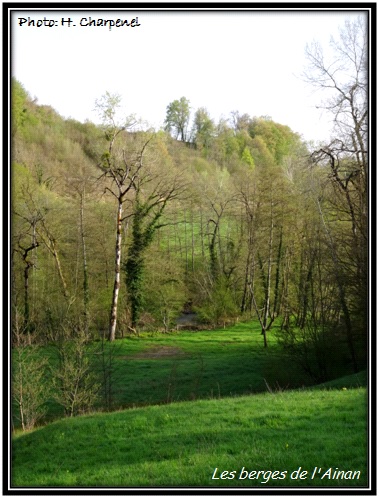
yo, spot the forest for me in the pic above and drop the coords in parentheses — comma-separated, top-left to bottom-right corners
(11, 18, 368, 433)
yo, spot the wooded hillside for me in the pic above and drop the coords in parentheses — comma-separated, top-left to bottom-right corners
(12, 71, 367, 375)
(11, 19, 368, 404)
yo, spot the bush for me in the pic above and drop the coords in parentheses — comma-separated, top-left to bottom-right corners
(51, 329, 101, 417)
(195, 277, 239, 328)
(276, 319, 351, 383)
(12, 346, 51, 431)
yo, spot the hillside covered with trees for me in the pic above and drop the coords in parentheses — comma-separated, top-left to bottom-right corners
(11, 18, 367, 431)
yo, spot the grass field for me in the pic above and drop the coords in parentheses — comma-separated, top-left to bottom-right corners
(101, 321, 315, 407)
(64, 322, 333, 415)
(20, 321, 317, 425)
(12, 386, 367, 487)
(11, 321, 369, 488)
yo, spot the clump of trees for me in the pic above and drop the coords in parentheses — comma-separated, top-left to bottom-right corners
(283, 16, 368, 378)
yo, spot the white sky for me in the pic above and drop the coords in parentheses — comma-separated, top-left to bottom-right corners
(11, 8, 366, 143)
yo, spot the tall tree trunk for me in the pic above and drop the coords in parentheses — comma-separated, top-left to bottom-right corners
(191, 206, 195, 273)
(79, 188, 89, 332)
(298, 249, 317, 330)
(23, 263, 30, 330)
(254, 199, 276, 348)
(272, 227, 283, 317)
(22, 251, 36, 330)
(241, 251, 252, 313)
(241, 215, 254, 313)
(109, 201, 123, 341)
(208, 219, 219, 281)
(38, 224, 70, 300)
(200, 208, 205, 258)
(280, 246, 292, 330)
(261, 210, 274, 347)
(51, 242, 69, 300)
(184, 210, 188, 272)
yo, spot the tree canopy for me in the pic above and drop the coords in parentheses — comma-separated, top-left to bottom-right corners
(164, 96, 190, 142)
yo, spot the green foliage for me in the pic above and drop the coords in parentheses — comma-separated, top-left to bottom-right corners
(125, 195, 168, 329)
(100, 150, 111, 168)
(164, 96, 191, 141)
(222, 131, 240, 158)
(143, 255, 186, 331)
(12, 162, 34, 196)
(196, 277, 239, 328)
(12, 78, 29, 136)
(241, 146, 255, 168)
(249, 117, 300, 166)
(192, 107, 215, 154)
(250, 134, 275, 167)
(124, 252, 145, 329)
(65, 118, 105, 162)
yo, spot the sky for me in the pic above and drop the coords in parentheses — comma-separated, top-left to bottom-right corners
(11, 8, 366, 143)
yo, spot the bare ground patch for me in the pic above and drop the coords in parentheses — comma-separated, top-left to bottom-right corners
(121, 345, 188, 360)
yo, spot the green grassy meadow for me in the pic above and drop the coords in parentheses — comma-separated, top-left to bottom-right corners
(99, 321, 315, 408)
(11, 321, 368, 488)
(12, 388, 367, 487)
(23, 321, 317, 424)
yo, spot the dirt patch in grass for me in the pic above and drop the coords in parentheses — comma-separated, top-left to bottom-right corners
(121, 346, 188, 360)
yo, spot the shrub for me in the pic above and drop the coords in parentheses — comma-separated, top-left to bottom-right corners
(51, 329, 101, 417)
(12, 345, 50, 431)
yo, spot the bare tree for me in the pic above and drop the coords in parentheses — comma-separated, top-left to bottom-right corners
(303, 16, 367, 215)
(13, 211, 42, 332)
(95, 93, 154, 341)
(304, 17, 367, 166)
(303, 17, 368, 370)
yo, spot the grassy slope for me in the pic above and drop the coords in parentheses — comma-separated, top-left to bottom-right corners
(311, 370, 367, 390)
(12, 387, 367, 488)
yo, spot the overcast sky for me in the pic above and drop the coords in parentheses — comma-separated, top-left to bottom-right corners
(11, 8, 366, 143)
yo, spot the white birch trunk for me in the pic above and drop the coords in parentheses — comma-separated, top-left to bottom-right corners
(108, 201, 123, 341)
